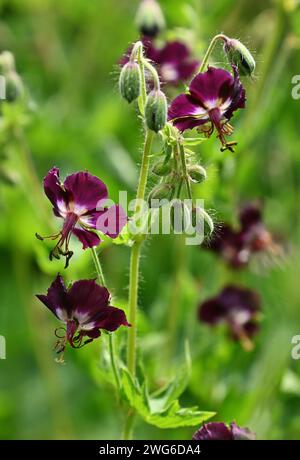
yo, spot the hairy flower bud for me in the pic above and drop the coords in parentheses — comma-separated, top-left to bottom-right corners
(119, 61, 141, 103)
(145, 89, 167, 132)
(0, 51, 15, 74)
(152, 159, 172, 176)
(187, 164, 207, 183)
(224, 39, 256, 76)
(148, 183, 173, 207)
(135, 0, 165, 38)
(5, 72, 24, 102)
(191, 207, 214, 238)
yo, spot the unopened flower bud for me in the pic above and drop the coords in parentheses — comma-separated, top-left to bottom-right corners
(119, 61, 141, 103)
(135, 0, 165, 38)
(187, 164, 207, 183)
(5, 72, 24, 102)
(152, 159, 172, 176)
(191, 207, 214, 238)
(224, 39, 256, 76)
(148, 183, 173, 207)
(0, 51, 16, 74)
(145, 89, 167, 133)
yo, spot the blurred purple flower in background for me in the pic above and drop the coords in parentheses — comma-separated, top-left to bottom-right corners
(198, 285, 261, 350)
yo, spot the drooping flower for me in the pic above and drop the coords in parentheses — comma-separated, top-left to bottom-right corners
(193, 422, 255, 440)
(36, 274, 129, 359)
(36, 167, 127, 267)
(168, 66, 246, 150)
(206, 203, 279, 269)
(198, 285, 260, 350)
(121, 38, 199, 86)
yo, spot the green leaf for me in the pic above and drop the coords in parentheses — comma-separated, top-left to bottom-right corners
(121, 368, 215, 429)
(182, 137, 206, 146)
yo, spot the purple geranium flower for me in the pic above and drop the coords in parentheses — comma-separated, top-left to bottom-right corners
(206, 203, 278, 269)
(168, 66, 246, 150)
(121, 38, 199, 86)
(36, 274, 129, 358)
(193, 422, 255, 440)
(37, 167, 127, 267)
(198, 285, 260, 350)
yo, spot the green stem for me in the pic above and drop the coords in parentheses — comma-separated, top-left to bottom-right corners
(91, 247, 121, 392)
(198, 34, 228, 73)
(127, 129, 154, 376)
(178, 142, 192, 200)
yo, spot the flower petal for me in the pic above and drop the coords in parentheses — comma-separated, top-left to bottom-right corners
(67, 279, 110, 325)
(72, 227, 101, 249)
(198, 298, 225, 324)
(89, 305, 130, 332)
(82, 205, 127, 238)
(63, 171, 108, 215)
(193, 422, 233, 440)
(189, 67, 234, 108)
(168, 93, 207, 120)
(43, 167, 68, 217)
(36, 274, 69, 321)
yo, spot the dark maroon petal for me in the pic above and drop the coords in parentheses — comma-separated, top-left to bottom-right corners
(230, 422, 256, 440)
(66, 320, 78, 346)
(82, 328, 101, 339)
(193, 422, 233, 440)
(90, 305, 130, 332)
(43, 167, 68, 217)
(67, 279, 110, 325)
(158, 41, 190, 64)
(198, 298, 225, 324)
(239, 203, 262, 230)
(36, 274, 70, 321)
(224, 66, 246, 120)
(72, 227, 101, 249)
(87, 205, 127, 238)
(168, 93, 207, 120)
(219, 285, 260, 316)
(177, 60, 199, 81)
(189, 67, 234, 107)
(172, 117, 208, 132)
(63, 171, 108, 214)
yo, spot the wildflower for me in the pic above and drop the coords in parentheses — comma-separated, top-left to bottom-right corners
(168, 66, 246, 151)
(145, 88, 167, 132)
(198, 285, 260, 350)
(121, 39, 199, 86)
(193, 422, 255, 440)
(36, 274, 129, 359)
(206, 203, 278, 268)
(36, 167, 127, 267)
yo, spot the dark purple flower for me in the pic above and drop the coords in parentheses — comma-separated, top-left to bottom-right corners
(168, 66, 246, 150)
(193, 422, 255, 440)
(198, 285, 260, 349)
(206, 203, 277, 269)
(37, 167, 127, 267)
(36, 274, 129, 357)
(121, 38, 199, 86)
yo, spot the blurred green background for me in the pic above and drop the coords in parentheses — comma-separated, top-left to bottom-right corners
(1, 0, 300, 440)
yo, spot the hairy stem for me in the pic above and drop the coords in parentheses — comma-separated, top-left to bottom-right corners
(198, 34, 228, 73)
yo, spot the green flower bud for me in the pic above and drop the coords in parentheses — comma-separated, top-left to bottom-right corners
(0, 51, 16, 74)
(145, 89, 167, 133)
(187, 164, 207, 183)
(224, 39, 256, 76)
(119, 61, 141, 103)
(191, 207, 214, 238)
(135, 0, 165, 38)
(148, 183, 173, 207)
(5, 72, 24, 102)
(152, 159, 172, 176)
